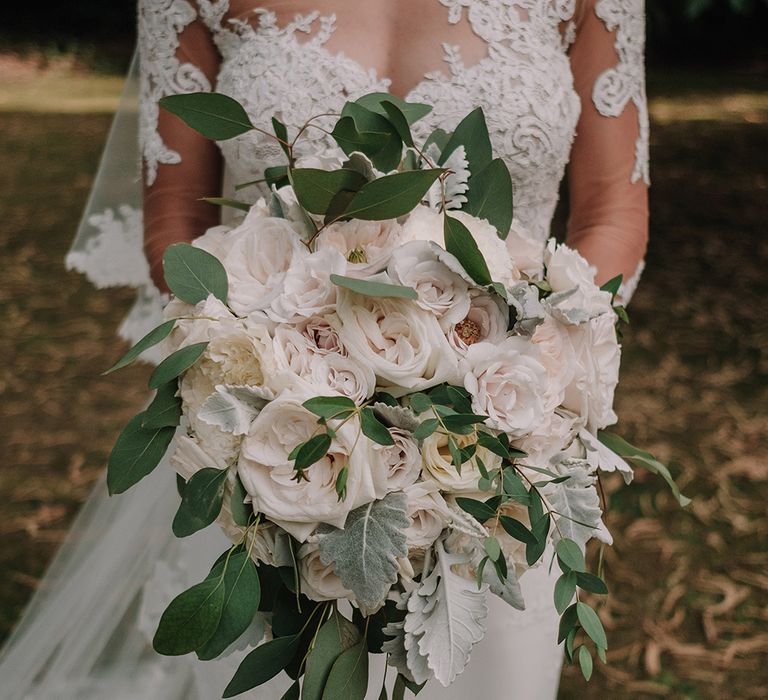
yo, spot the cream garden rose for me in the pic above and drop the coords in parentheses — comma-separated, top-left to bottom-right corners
(317, 218, 405, 277)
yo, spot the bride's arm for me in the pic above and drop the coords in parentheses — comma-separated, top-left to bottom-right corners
(566, 0, 649, 302)
(139, 0, 223, 292)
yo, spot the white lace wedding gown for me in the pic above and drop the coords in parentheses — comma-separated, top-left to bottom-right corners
(0, 1, 649, 698)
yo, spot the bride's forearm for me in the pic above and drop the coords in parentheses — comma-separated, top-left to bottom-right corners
(566, 226, 646, 288)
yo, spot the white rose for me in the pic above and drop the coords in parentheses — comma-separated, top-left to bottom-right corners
(307, 352, 377, 404)
(512, 410, 579, 472)
(463, 337, 550, 437)
(544, 240, 613, 322)
(302, 315, 344, 355)
(297, 541, 353, 602)
(266, 247, 346, 323)
(223, 216, 307, 316)
(563, 312, 620, 432)
(531, 314, 577, 412)
(421, 431, 501, 493)
(387, 240, 470, 328)
(333, 289, 459, 396)
(191, 224, 237, 260)
(170, 433, 229, 481)
(270, 325, 316, 382)
(370, 428, 422, 494)
(317, 218, 404, 277)
(403, 480, 453, 549)
(401, 205, 517, 290)
(504, 221, 545, 279)
(449, 289, 508, 355)
(162, 294, 240, 353)
(237, 389, 385, 541)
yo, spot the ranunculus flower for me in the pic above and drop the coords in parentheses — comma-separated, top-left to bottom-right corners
(403, 480, 453, 549)
(222, 215, 307, 316)
(544, 240, 613, 323)
(333, 288, 459, 396)
(563, 312, 621, 432)
(387, 240, 470, 329)
(421, 431, 501, 493)
(237, 389, 387, 541)
(401, 205, 517, 290)
(317, 218, 404, 277)
(448, 289, 508, 355)
(267, 247, 346, 323)
(463, 337, 550, 437)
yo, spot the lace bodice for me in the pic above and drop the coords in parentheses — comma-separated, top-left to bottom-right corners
(140, 0, 648, 248)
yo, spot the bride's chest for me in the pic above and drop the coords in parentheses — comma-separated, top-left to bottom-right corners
(199, 0, 582, 222)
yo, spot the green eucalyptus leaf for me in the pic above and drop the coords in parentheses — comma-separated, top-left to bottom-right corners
(320, 640, 369, 700)
(197, 552, 261, 660)
(576, 572, 608, 595)
(272, 117, 291, 159)
(484, 536, 502, 562)
(455, 496, 496, 523)
(597, 431, 691, 506)
(159, 92, 254, 140)
(557, 603, 579, 644)
(181, 467, 228, 532)
(499, 516, 537, 545)
(579, 645, 594, 681)
(153, 577, 225, 656)
(202, 197, 252, 212)
(408, 392, 432, 414)
(412, 418, 439, 440)
(103, 319, 175, 374)
(293, 433, 332, 472)
(223, 634, 301, 697)
(302, 610, 361, 700)
(163, 243, 228, 305)
(230, 474, 251, 527)
(282, 681, 301, 700)
(142, 380, 182, 429)
(576, 602, 608, 650)
(443, 214, 492, 285)
(330, 274, 418, 299)
(265, 165, 290, 189)
(148, 341, 208, 390)
(380, 100, 414, 147)
(337, 102, 402, 171)
(554, 572, 577, 615)
(555, 538, 586, 573)
(107, 412, 175, 495)
(600, 273, 623, 297)
(291, 168, 367, 215)
(302, 396, 357, 420)
(463, 158, 513, 240)
(439, 107, 492, 174)
(330, 116, 392, 159)
(355, 93, 432, 125)
(361, 407, 395, 446)
(342, 170, 443, 220)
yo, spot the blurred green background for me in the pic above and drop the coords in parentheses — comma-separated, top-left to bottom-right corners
(0, 1, 766, 698)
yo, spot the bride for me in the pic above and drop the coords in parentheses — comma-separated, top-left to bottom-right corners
(0, 1, 648, 698)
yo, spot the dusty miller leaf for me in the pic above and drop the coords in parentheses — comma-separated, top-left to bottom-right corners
(198, 384, 273, 436)
(403, 538, 489, 687)
(318, 493, 410, 609)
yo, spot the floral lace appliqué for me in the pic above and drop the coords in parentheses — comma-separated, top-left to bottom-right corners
(138, 0, 212, 185)
(592, 0, 650, 185)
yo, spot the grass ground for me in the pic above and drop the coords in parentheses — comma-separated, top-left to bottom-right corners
(0, 59, 766, 698)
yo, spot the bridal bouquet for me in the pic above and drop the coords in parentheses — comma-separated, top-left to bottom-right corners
(105, 91, 687, 698)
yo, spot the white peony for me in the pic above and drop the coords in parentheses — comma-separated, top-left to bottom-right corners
(297, 541, 353, 602)
(403, 480, 453, 549)
(448, 289, 509, 356)
(544, 240, 613, 322)
(222, 215, 307, 316)
(421, 431, 501, 493)
(237, 389, 388, 541)
(563, 312, 621, 432)
(401, 205, 517, 290)
(369, 428, 422, 495)
(387, 240, 470, 329)
(333, 289, 459, 396)
(463, 337, 550, 438)
(266, 247, 346, 323)
(317, 218, 405, 277)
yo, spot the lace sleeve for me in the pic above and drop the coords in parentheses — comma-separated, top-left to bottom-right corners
(139, 0, 223, 290)
(566, 0, 649, 304)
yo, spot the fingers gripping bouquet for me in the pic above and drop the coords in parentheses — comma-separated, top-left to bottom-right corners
(106, 92, 688, 697)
